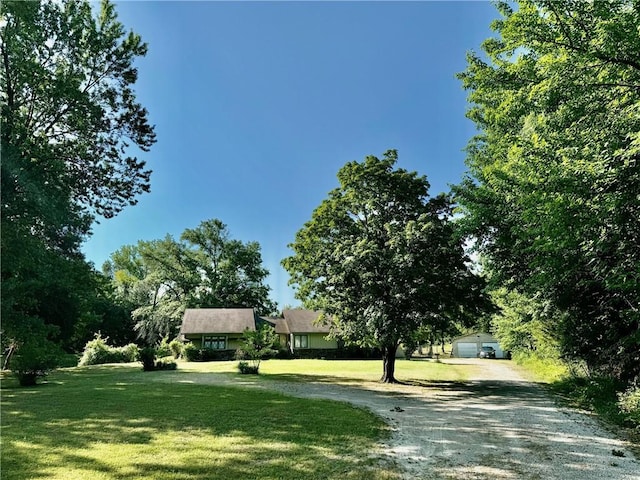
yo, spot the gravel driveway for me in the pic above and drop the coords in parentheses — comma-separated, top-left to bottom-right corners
(169, 359, 640, 479)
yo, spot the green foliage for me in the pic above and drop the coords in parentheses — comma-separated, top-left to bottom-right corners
(489, 288, 562, 358)
(156, 338, 172, 358)
(138, 347, 157, 372)
(551, 376, 628, 427)
(9, 335, 62, 387)
(238, 361, 260, 375)
(1, 0, 155, 361)
(154, 358, 178, 371)
(78, 334, 139, 366)
(182, 343, 235, 362)
(455, 0, 640, 382)
(283, 150, 490, 382)
(104, 219, 276, 344)
(169, 339, 183, 359)
(511, 350, 568, 384)
(618, 385, 640, 426)
(183, 343, 200, 362)
(235, 324, 280, 373)
(516, 349, 639, 430)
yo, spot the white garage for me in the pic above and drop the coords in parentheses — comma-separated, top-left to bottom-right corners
(452, 332, 506, 358)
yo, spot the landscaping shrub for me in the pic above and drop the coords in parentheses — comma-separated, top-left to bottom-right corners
(154, 359, 178, 370)
(169, 339, 183, 359)
(182, 343, 236, 362)
(10, 340, 61, 386)
(238, 361, 259, 374)
(78, 334, 139, 366)
(618, 384, 640, 426)
(183, 343, 200, 361)
(156, 338, 172, 358)
(139, 347, 157, 371)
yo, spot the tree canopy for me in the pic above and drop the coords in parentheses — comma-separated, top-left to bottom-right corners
(104, 219, 276, 344)
(1, 0, 155, 367)
(454, 0, 640, 381)
(283, 150, 489, 382)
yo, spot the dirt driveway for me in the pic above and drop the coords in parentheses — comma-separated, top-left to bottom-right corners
(169, 359, 639, 479)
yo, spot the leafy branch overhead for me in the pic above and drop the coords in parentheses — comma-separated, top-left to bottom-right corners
(2, 0, 156, 219)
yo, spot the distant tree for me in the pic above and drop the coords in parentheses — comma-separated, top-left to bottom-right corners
(489, 288, 562, 358)
(180, 219, 276, 314)
(1, 0, 155, 365)
(283, 151, 489, 383)
(454, 0, 640, 381)
(104, 219, 276, 343)
(236, 324, 280, 374)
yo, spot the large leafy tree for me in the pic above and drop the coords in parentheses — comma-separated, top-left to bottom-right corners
(283, 151, 488, 383)
(1, 0, 155, 365)
(455, 0, 640, 381)
(104, 219, 276, 343)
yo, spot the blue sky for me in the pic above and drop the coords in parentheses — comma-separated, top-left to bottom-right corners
(82, 1, 499, 309)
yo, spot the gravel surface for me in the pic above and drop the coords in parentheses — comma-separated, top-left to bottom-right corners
(168, 359, 640, 479)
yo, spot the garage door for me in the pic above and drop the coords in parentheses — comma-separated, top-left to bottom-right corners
(457, 342, 478, 358)
(482, 342, 504, 358)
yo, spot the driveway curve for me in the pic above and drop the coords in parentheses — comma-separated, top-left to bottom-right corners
(167, 359, 640, 479)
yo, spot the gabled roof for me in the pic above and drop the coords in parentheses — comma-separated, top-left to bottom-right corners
(180, 308, 257, 335)
(261, 317, 290, 335)
(282, 309, 332, 334)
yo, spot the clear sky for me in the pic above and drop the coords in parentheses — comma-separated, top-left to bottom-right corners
(82, 0, 499, 309)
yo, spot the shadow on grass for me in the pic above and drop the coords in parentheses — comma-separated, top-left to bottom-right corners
(1, 366, 395, 480)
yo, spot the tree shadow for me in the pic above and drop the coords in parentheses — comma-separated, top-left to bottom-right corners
(1, 367, 394, 480)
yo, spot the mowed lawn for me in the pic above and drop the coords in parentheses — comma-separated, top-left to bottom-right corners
(1, 359, 474, 480)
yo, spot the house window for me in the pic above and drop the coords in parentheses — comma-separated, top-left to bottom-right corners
(293, 335, 308, 349)
(203, 336, 226, 350)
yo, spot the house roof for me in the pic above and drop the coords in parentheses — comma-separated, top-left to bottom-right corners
(261, 317, 290, 335)
(451, 332, 498, 343)
(180, 308, 257, 335)
(282, 309, 332, 334)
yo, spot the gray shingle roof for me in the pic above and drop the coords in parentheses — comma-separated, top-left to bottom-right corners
(282, 309, 332, 333)
(180, 308, 257, 334)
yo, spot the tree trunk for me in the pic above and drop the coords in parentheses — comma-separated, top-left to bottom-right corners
(380, 344, 398, 383)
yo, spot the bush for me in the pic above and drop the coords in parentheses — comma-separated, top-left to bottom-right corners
(238, 361, 259, 374)
(78, 334, 139, 366)
(139, 347, 157, 372)
(156, 338, 172, 358)
(183, 343, 200, 361)
(169, 339, 183, 359)
(10, 340, 61, 386)
(155, 359, 178, 370)
(618, 384, 640, 426)
(182, 343, 235, 362)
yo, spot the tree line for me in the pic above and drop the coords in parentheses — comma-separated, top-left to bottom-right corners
(2, 0, 638, 389)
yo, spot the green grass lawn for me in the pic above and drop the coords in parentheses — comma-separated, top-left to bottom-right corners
(1, 359, 471, 480)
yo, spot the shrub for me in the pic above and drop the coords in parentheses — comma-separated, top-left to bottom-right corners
(183, 343, 200, 361)
(182, 344, 236, 362)
(155, 359, 178, 370)
(78, 334, 139, 366)
(10, 340, 61, 386)
(169, 339, 183, 359)
(618, 384, 640, 426)
(235, 325, 279, 373)
(139, 347, 157, 372)
(156, 338, 172, 358)
(238, 361, 259, 374)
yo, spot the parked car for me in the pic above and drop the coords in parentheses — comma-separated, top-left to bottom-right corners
(478, 346, 496, 359)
